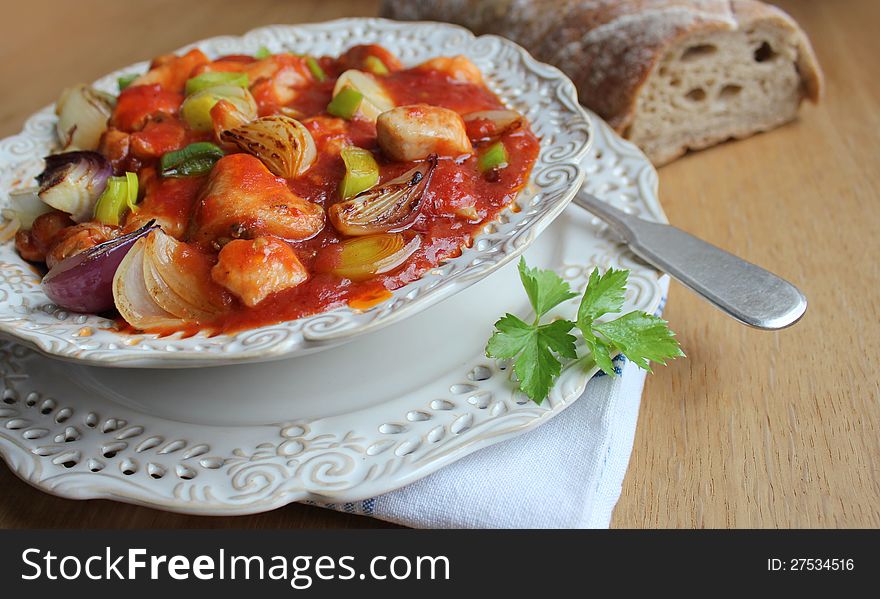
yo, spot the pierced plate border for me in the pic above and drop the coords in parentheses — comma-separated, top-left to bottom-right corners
(0, 109, 667, 514)
(0, 18, 591, 367)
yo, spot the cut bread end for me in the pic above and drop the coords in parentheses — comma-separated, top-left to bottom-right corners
(627, 18, 819, 165)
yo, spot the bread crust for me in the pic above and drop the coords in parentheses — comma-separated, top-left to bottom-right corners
(382, 0, 823, 163)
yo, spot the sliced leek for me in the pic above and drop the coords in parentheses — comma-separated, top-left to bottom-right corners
(339, 146, 379, 199)
(180, 85, 257, 132)
(331, 234, 420, 282)
(327, 87, 363, 120)
(94, 172, 139, 226)
(185, 71, 248, 96)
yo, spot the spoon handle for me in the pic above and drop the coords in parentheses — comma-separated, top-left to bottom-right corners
(573, 191, 807, 330)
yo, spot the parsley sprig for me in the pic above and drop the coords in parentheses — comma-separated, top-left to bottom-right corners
(486, 258, 684, 403)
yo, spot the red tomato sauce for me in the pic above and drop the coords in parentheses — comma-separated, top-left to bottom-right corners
(106, 46, 539, 334)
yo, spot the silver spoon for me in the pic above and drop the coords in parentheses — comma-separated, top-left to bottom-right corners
(573, 190, 807, 330)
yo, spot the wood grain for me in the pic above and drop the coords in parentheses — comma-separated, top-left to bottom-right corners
(0, 0, 876, 529)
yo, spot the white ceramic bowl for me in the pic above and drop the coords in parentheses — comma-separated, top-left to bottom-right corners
(0, 18, 591, 367)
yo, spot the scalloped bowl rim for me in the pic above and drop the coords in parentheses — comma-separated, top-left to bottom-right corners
(0, 18, 592, 367)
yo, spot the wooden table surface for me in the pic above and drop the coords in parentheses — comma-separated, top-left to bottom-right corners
(0, 0, 877, 529)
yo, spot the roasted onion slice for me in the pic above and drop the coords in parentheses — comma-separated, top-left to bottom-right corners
(220, 115, 317, 179)
(56, 84, 115, 151)
(329, 155, 436, 236)
(36, 151, 112, 222)
(113, 229, 227, 329)
(42, 221, 157, 313)
(113, 237, 182, 329)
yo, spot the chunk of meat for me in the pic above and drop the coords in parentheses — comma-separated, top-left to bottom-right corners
(337, 44, 403, 73)
(98, 128, 131, 170)
(111, 84, 184, 132)
(14, 210, 74, 263)
(133, 49, 209, 93)
(189, 154, 325, 245)
(415, 56, 482, 85)
(301, 115, 351, 156)
(129, 117, 187, 159)
(376, 104, 472, 161)
(211, 236, 308, 307)
(45, 222, 119, 269)
(244, 55, 313, 114)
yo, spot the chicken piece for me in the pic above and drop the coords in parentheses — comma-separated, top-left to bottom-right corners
(98, 128, 131, 170)
(14, 210, 74, 263)
(111, 85, 183, 132)
(245, 55, 313, 112)
(211, 236, 308, 307)
(129, 117, 187, 159)
(301, 115, 350, 156)
(338, 44, 403, 73)
(377, 104, 473, 161)
(415, 56, 483, 85)
(133, 49, 210, 93)
(45, 222, 119, 269)
(189, 154, 325, 245)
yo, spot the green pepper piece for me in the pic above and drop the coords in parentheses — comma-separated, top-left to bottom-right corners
(159, 142, 225, 178)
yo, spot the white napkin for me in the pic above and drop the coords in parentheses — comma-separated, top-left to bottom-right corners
(321, 286, 669, 529)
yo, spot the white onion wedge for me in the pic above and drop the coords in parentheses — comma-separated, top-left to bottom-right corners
(56, 85, 115, 151)
(144, 231, 226, 317)
(113, 238, 183, 330)
(221, 115, 316, 178)
(113, 230, 226, 330)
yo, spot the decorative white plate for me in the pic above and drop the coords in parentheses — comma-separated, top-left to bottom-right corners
(0, 111, 666, 514)
(0, 18, 591, 368)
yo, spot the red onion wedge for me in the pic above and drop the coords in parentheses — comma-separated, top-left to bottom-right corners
(37, 151, 112, 222)
(41, 221, 158, 313)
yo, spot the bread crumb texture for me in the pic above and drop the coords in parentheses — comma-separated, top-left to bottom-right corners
(381, 0, 823, 165)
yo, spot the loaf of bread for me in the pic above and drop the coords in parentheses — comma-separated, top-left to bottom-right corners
(381, 0, 822, 165)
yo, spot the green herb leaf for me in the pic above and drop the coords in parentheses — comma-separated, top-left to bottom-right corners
(487, 259, 683, 403)
(517, 257, 579, 318)
(593, 311, 685, 372)
(486, 313, 535, 358)
(486, 313, 576, 404)
(577, 267, 628, 325)
(583, 333, 615, 377)
(255, 46, 271, 60)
